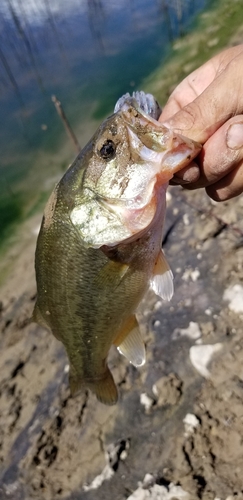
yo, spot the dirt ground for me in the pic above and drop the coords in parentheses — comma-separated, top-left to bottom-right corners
(0, 184, 243, 500)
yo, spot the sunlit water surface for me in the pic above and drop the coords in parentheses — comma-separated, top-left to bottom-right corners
(0, 0, 208, 239)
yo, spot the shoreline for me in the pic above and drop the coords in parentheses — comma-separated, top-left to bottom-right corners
(1, 2, 243, 498)
(2, 0, 243, 285)
(143, 0, 243, 103)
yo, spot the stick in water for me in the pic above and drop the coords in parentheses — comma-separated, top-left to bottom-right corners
(52, 95, 81, 154)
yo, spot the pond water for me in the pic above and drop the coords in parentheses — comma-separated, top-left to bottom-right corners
(0, 0, 208, 241)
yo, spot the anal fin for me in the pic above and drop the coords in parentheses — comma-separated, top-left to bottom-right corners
(150, 249, 174, 301)
(114, 315, 145, 367)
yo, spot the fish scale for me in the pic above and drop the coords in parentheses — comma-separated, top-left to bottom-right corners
(33, 92, 201, 405)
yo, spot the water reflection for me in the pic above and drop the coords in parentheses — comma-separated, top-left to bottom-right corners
(0, 0, 207, 240)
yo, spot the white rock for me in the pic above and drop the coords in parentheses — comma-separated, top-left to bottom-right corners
(139, 474, 155, 488)
(205, 308, 212, 316)
(182, 268, 200, 282)
(172, 321, 201, 341)
(120, 450, 128, 460)
(183, 213, 190, 226)
(190, 344, 222, 378)
(2, 482, 19, 496)
(183, 413, 200, 436)
(83, 465, 114, 491)
(126, 479, 190, 499)
(191, 269, 200, 282)
(140, 393, 154, 412)
(154, 300, 163, 311)
(223, 284, 243, 313)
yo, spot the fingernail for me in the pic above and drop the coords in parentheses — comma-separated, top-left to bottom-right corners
(171, 176, 191, 185)
(174, 164, 200, 184)
(227, 122, 243, 150)
(181, 166, 200, 183)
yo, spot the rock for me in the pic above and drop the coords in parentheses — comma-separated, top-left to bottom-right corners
(152, 373, 183, 407)
(189, 344, 223, 378)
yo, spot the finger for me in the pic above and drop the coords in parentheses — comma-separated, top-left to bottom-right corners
(169, 161, 200, 184)
(206, 161, 243, 201)
(159, 45, 243, 122)
(161, 48, 243, 144)
(181, 116, 243, 190)
(160, 61, 217, 121)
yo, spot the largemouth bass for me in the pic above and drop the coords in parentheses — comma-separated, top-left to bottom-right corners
(34, 92, 201, 405)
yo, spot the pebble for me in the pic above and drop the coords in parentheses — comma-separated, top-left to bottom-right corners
(83, 464, 114, 491)
(189, 343, 223, 378)
(182, 268, 200, 282)
(126, 477, 190, 499)
(183, 213, 190, 226)
(183, 413, 200, 436)
(223, 284, 243, 313)
(172, 321, 201, 341)
(140, 393, 154, 412)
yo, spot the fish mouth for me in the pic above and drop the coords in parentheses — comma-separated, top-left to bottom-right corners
(120, 101, 202, 182)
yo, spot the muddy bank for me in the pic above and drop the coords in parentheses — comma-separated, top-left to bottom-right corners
(0, 186, 243, 500)
(1, 1, 243, 497)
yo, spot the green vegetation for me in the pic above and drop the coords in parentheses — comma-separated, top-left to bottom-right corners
(144, 0, 243, 104)
(0, 193, 23, 241)
(2, 0, 243, 256)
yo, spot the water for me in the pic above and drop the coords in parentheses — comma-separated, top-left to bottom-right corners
(0, 0, 208, 241)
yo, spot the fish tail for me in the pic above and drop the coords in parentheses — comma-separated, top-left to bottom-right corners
(69, 367, 85, 396)
(69, 366, 118, 406)
(89, 368, 118, 406)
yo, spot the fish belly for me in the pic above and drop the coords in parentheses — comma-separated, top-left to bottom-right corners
(34, 210, 161, 404)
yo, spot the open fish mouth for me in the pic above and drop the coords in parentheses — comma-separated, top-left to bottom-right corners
(119, 97, 201, 181)
(70, 94, 201, 248)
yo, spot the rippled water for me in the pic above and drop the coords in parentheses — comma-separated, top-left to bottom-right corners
(0, 0, 208, 240)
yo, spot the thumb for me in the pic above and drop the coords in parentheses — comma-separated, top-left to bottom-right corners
(162, 52, 243, 144)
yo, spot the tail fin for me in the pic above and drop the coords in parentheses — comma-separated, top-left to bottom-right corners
(69, 366, 118, 406)
(89, 368, 118, 406)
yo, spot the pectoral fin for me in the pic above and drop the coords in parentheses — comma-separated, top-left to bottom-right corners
(114, 315, 145, 367)
(150, 249, 174, 301)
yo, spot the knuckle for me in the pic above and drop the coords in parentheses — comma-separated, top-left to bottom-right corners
(180, 102, 200, 129)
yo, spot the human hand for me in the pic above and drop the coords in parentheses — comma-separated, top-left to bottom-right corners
(159, 44, 243, 201)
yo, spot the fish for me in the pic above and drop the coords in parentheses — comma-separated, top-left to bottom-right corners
(33, 91, 201, 405)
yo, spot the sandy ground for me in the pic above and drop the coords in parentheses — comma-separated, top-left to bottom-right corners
(2, 2, 243, 498)
(0, 184, 243, 500)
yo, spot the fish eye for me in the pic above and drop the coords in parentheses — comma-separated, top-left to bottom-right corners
(99, 140, 116, 160)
